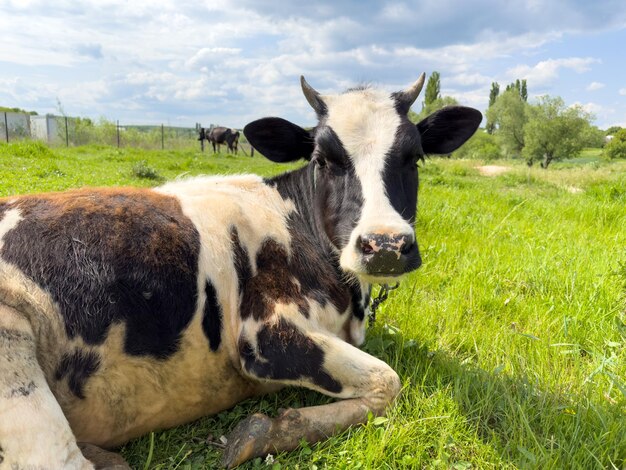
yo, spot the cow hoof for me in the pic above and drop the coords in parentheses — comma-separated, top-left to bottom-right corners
(221, 413, 273, 469)
(78, 443, 131, 470)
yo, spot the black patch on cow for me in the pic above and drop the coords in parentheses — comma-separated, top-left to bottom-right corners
(240, 237, 311, 320)
(1, 189, 200, 359)
(55, 350, 101, 399)
(350, 285, 368, 321)
(8, 380, 36, 398)
(239, 318, 342, 394)
(231, 181, 351, 322)
(230, 227, 252, 294)
(382, 120, 421, 224)
(202, 280, 222, 352)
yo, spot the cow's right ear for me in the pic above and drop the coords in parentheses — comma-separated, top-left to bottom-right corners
(244, 117, 314, 163)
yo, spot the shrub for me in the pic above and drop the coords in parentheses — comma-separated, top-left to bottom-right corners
(131, 160, 161, 180)
(453, 129, 502, 160)
(604, 129, 626, 160)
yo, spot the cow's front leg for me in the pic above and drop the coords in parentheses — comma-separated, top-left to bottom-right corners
(0, 304, 93, 469)
(222, 317, 401, 468)
(78, 443, 131, 470)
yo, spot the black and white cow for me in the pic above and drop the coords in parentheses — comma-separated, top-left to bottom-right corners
(0, 74, 481, 469)
(208, 126, 240, 154)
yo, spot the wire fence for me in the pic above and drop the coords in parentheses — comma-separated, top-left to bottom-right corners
(0, 111, 255, 155)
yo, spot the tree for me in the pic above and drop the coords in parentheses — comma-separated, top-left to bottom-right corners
(504, 79, 527, 101)
(486, 82, 500, 134)
(0, 106, 38, 115)
(424, 71, 440, 107)
(605, 125, 623, 136)
(580, 125, 606, 149)
(486, 89, 528, 157)
(488, 82, 500, 107)
(604, 129, 626, 159)
(521, 80, 528, 102)
(523, 96, 595, 168)
(453, 129, 502, 160)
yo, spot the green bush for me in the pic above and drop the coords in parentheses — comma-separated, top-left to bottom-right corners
(131, 160, 161, 180)
(604, 129, 626, 160)
(453, 129, 502, 160)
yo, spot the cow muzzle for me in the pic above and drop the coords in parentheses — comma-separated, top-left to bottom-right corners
(356, 232, 422, 277)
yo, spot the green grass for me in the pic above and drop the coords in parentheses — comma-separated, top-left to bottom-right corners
(0, 141, 301, 195)
(1, 142, 625, 469)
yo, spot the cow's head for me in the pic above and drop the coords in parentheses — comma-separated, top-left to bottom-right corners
(244, 75, 481, 284)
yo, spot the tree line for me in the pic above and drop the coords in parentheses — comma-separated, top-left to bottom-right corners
(409, 72, 625, 167)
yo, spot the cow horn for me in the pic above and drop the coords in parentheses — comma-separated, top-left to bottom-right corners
(396, 73, 426, 113)
(300, 76, 326, 116)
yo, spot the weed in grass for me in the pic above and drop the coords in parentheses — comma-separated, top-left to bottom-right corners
(131, 160, 162, 180)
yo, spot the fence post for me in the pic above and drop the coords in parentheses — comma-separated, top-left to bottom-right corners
(161, 124, 164, 150)
(65, 116, 69, 147)
(4, 112, 8, 143)
(116, 120, 120, 148)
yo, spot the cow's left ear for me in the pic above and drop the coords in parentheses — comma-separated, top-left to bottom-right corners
(417, 106, 482, 155)
(244, 117, 314, 163)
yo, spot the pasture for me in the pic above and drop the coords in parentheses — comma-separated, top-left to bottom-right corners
(1, 141, 624, 469)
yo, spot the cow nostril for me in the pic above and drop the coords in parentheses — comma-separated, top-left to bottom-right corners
(401, 240, 415, 255)
(357, 236, 374, 255)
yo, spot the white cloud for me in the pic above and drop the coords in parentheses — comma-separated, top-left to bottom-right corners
(185, 48, 242, 70)
(0, 1, 624, 128)
(586, 81, 605, 91)
(571, 101, 610, 117)
(619, 88, 626, 95)
(448, 73, 493, 87)
(506, 57, 600, 87)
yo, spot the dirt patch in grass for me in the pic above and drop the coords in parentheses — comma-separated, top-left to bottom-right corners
(566, 186, 583, 193)
(476, 165, 511, 176)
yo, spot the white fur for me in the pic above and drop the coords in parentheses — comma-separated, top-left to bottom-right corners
(324, 89, 414, 277)
(0, 304, 93, 469)
(0, 208, 22, 251)
(157, 175, 297, 366)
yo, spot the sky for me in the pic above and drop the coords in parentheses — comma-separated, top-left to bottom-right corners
(0, 0, 625, 130)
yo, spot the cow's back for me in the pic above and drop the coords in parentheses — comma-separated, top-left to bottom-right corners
(0, 185, 269, 446)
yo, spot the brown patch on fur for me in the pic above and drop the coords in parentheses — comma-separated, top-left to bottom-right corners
(232, 222, 351, 322)
(1, 187, 200, 357)
(7, 188, 194, 272)
(0, 201, 9, 220)
(240, 238, 310, 320)
(342, 316, 354, 345)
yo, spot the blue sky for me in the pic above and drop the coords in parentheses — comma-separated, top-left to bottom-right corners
(0, 0, 625, 129)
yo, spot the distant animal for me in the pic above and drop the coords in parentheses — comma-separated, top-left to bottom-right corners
(0, 73, 480, 469)
(228, 129, 240, 153)
(208, 126, 240, 153)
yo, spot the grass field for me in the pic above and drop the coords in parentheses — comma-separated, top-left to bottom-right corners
(1, 141, 625, 469)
